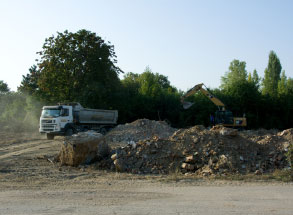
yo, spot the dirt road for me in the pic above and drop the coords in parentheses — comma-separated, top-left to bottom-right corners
(0, 132, 292, 215)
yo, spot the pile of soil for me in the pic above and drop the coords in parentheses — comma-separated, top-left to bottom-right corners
(58, 119, 176, 167)
(110, 125, 292, 175)
(57, 119, 292, 176)
(104, 119, 177, 148)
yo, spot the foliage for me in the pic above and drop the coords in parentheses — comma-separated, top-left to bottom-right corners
(262, 51, 282, 96)
(219, 60, 261, 128)
(180, 92, 216, 127)
(248, 69, 261, 88)
(18, 65, 40, 96)
(0, 80, 10, 93)
(13, 30, 293, 130)
(277, 71, 287, 95)
(119, 67, 181, 126)
(19, 29, 122, 109)
(221, 59, 248, 91)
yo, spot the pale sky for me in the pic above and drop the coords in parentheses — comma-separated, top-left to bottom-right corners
(0, 0, 292, 91)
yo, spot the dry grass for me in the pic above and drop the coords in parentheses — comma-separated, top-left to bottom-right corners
(213, 169, 293, 182)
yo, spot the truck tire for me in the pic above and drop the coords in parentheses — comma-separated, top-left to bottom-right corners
(47, 133, 54, 140)
(65, 128, 73, 136)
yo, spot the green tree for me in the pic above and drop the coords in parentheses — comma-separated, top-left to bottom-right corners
(18, 65, 40, 95)
(120, 67, 181, 126)
(287, 78, 293, 94)
(220, 60, 263, 128)
(19, 29, 122, 108)
(221, 59, 247, 91)
(248, 69, 261, 88)
(0, 80, 10, 93)
(278, 70, 287, 95)
(138, 67, 172, 97)
(262, 51, 282, 96)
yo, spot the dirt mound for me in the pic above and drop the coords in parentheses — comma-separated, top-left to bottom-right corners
(278, 128, 293, 140)
(110, 125, 291, 175)
(104, 119, 177, 148)
(57, 119, 292, 176)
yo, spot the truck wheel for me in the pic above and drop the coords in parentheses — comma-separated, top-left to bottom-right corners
(47, 134, 54, 140)
(65, 128, 73, 136)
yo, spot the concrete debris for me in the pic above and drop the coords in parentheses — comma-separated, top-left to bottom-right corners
(211, 125, 238, 136)
(181, 163, 195, 171)
(59, 131, 109, 166)
(104, 119, 176, 148)
(278, 128, 293, 140)
(57, 119, 293, 176)
(109, 124, 292, 175)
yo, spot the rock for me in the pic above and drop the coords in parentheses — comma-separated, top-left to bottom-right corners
(255, 169, 263, 175)
(278, 128, 293, 138)
(181, 163, 195, 170)
(59, 132, 107, 166)
(208, 158, 213, 167)
(201, 165, 213, 176)
(96, 139, 110, 157)
(220, 127, 238, 136)
(111, 153, 117, 161)
(128, 140, 137, 149)
(185, 155, 195, 163)
(114, 159, 125, 172)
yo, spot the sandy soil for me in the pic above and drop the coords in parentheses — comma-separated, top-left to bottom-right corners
(0, 132, 292, 215)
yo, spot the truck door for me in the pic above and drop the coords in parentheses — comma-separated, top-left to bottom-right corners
(59, 106, 73, 130)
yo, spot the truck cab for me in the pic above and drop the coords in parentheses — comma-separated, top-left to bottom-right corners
(39, 105, 73, 139)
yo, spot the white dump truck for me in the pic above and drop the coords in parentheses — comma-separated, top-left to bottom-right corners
(39, 103, 118, 140)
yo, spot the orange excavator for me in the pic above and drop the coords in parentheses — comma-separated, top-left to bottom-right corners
(181, 83, 247, 128)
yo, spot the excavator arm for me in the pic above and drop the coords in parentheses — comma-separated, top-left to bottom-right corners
(181, 83, 225, 110)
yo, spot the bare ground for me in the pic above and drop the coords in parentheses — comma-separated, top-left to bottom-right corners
(0, 132, 292, 215)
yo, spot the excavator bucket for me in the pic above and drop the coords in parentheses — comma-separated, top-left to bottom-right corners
(182, 101, 194, 109)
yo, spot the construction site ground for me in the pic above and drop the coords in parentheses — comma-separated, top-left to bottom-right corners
(0, 131, 293, 215)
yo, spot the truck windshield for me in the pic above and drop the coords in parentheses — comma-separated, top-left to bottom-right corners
(41, 109, 60, 118)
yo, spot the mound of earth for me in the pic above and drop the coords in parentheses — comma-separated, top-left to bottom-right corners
(57, 119, 292, 176)
(110, 124, 292, 176)
(104, 119, 177, 148)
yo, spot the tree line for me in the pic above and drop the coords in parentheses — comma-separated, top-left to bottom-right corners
(1, 29, 292, 130)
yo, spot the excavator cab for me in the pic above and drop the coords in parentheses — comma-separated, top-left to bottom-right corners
(214, 110, 234, 125)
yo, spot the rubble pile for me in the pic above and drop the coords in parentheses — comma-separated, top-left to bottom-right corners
(278, 128, 293, 142)
(179, 126, 290, 176)
(104, 119, 177, 148)
(57, 119, 292, 176)
(110, 125, 292, 175)
(110, 138, 182, 174)
(59, 131, 109, 166)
